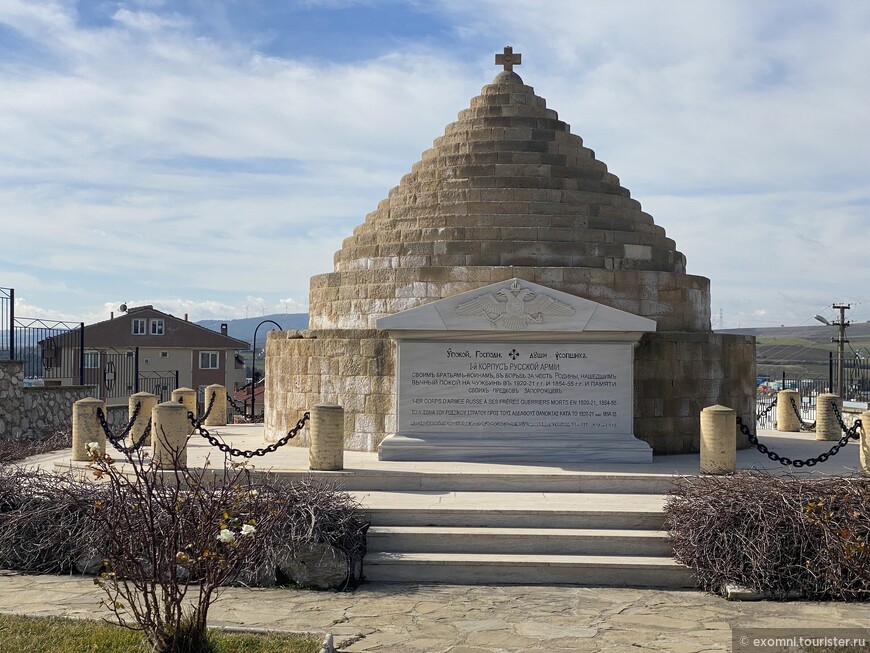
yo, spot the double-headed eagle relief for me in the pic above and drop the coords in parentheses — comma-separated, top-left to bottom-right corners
(454, 280, 575, 330)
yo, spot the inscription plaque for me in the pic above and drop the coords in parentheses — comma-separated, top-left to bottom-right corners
(399, 342, 632, 435)
(376, 278, 656, 463)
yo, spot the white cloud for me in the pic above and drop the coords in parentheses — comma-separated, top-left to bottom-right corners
(111, 8, 190, 32)
(0, 0, 868, 330)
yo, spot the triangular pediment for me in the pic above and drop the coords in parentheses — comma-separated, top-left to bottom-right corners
(376, 278, 657, 333)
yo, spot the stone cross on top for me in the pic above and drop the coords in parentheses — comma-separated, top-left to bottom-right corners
(495, 46, 521, 72)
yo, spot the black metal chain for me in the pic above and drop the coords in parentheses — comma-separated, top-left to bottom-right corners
(199, 391, 216, 422)
(756, 396, 777, 422)
(177, 390, 217, 422)
(226, 392, 247, 415)
(738, 401, 863, 468)
(96, 403, 151, 454)
(788, 396, 816, 431)
(187, 410, 310, 459)
(832, 401, 860, 435)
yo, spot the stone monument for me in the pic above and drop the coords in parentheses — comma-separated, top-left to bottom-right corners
(265, 47, 756, 457)
(377, 278, 656, 462)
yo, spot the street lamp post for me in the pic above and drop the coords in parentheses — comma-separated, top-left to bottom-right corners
(249, 319, 282, 420)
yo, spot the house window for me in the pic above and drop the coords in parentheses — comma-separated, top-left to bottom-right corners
(160, 351, 169, 359)
(150, 319, 164, 335)
(132, 319, 146, 335)
(199, 351, 219, 369)
(83, 351, 100, 369)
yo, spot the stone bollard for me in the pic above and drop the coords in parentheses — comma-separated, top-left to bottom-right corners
(309, 404, 344, 471)
(152, 401, 190, 468)
(861, 410, 870, 477)
(775, 389, 802, 432)
(129, 392, 157, 446)
(203, 384, 227, 427)
(72, 397, 107, 462)
(700, 405, 736, 475)
(171, 387, 197, 434)
(815, 393, 842, 441)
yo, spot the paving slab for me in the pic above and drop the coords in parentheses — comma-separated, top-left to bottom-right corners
(0, 573, 868, 652)
(30, 424, 866, 484)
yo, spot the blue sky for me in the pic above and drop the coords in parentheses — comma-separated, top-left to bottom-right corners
(1, 0, 868, 329)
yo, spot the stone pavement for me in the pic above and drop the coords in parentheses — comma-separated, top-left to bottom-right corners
(36, 423, 867, 479)
(1, 572, 869, 652)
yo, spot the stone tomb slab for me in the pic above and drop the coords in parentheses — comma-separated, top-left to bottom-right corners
(376, 279, 656, 464)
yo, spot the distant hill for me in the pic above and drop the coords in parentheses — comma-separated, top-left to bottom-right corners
(718, 322, 870, 341)
(197, 314, 308, 348)
(718, 322, 870, 377)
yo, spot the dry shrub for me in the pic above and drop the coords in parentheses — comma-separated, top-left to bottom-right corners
(664, 472, 870, 600)
(0, 426, 71, 465)
(254, 478, 369, 587)
(0, 448, 368, 652)
(0, 465, 102, 573)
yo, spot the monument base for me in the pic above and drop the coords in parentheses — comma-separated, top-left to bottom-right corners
(377, 432, 653, 464)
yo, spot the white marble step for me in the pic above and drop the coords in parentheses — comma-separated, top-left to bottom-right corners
(364, 552, 694, 588)
(301, 468, 679, 494)
(355, 491, 667, 530)
(368, 525, 673, 556)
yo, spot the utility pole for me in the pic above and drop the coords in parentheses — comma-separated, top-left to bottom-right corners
(815, 304, 851, 398)
(833, 304, 850, 399)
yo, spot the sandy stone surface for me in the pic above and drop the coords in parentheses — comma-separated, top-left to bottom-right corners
(1, 573, 868, 652)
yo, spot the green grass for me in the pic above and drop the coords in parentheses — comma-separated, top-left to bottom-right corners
(0, 613, 321, 653)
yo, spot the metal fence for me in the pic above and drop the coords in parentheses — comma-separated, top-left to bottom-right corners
(756, 377, 832, 430)
(844, 355, 870, 402)
(13, 316, 85, 384)
(138, 369, 180, 403)
(0, 287, 12, 360)
(1, 286, 85, 382)
(1, 288, 178, 400)
(88, 347, 178, 403)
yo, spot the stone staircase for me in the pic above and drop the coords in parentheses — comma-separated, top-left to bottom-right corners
(337, 470, 695, 588)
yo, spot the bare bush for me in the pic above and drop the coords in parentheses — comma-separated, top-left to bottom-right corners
(664, 473, 870, 600)
(0, 426, 71, 464)
(0, 465, 101, 573)
(87, 442, 293, 653)
(0, 430, 369, 652)
(253, 478, 369, 588)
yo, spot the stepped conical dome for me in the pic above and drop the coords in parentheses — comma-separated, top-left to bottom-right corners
(269, 54, 755, 456)
(309, 68, 700, 332)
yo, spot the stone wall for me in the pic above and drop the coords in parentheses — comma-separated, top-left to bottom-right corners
(0, 360, 24, 438)
(0, 360, 97, 438)
(265, 330, 395, 451)
(106, 405, 131, 428)
(634, 332, 756, 453)
(309, 266, 711, 333)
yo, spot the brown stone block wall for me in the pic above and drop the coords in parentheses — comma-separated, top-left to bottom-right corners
(634, 332, 756, 454)
(265, 329, 396, 451)
(309, 266, 711, 333)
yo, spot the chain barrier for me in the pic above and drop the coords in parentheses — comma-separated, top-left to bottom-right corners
(832, 401, 859, 435)
(226, 392, 247, 415)
(756, 396, 777, 422)
(738, 401, 862, 468)
(788, 396, 816, 432)
(177, 390, 217, 422)
(187, 409, 310, 459)
(96, 403, 151, 455)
